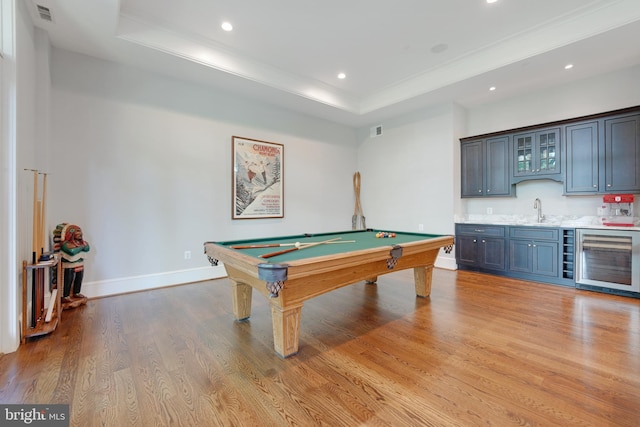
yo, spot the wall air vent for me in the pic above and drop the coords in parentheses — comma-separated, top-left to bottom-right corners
(370, 125, 383, 138)
(36, 4, 53, 22)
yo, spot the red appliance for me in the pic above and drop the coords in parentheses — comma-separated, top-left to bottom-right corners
(601, 194, 635, 226)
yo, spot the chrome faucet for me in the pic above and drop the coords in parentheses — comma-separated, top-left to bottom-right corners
(534, 198, 544, 223)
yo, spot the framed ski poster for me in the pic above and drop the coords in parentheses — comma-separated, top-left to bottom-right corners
(232, 136, 284, 219)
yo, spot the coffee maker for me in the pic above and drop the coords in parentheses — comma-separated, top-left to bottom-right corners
(600, 194, 635, 226)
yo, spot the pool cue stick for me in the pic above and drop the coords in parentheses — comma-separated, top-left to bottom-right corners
(259, 237, 342, 259)
(26, 169, 39, 326)
(231, 240, 355, 249)
(40, 172, 47, 257)
(231, 243, 284, 249)
(37, 173, 48, 321)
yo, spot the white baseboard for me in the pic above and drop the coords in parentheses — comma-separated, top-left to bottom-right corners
(435, 255, 458, 271)
(82, 265, 227, 299)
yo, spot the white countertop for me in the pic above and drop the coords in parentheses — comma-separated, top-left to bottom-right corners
(454, 214, 640, 230)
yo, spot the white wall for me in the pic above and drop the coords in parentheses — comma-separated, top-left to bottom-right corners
(461, 65, 640, 219)
(1, 0, 46, 354)
(48, 49, 358, 297)
(356, 103, 459, 269)
(0, 0, 19, 354)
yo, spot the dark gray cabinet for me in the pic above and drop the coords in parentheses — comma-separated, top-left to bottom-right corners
(564, 114, 640, 194)
(508, 227, 559, 277)
(461, 106, 640, 197)
(455, 224, 506, 271)
(461, 136, 512, 198)
(512, 128, 561, 182)
(456, 224, 573, 287)
(603, 114, 640, 192)
(565, 121, 599, 194)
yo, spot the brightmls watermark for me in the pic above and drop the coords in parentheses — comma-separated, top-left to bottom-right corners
(0, 405, 69, 426)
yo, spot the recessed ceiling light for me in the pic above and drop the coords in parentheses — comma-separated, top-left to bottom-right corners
(489, 86, 496, 91)
(487, 0, 498, 4)
(337, 73, 346, 79)
(564, 64, 574, 70)
(221, 22, 233, 31)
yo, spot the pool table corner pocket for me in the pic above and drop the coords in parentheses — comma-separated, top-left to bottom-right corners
(258, 263, 289, 297)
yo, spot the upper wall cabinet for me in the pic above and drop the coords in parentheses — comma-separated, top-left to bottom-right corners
(461, 136, 513, 198)
(565, 114, 640, 194)
(565, 121, 599, 194)
(461, 106, 640, 198)
(603, 114, 640, 192)
(512, 128, 561, 183)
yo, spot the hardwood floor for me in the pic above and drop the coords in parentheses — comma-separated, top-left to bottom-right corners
(2, 268, 639, 426)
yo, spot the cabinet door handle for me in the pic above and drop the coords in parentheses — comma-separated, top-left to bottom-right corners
(528, 244, 532, 247)
(473, 239, 477, 243)
(481, 239, 486, 243)
(593, 184, 597, 188)
(487, 189, 491, 192)
(607, 184, 612, 187)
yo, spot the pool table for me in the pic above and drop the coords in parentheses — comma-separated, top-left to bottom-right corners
(204, 229, 454, 358)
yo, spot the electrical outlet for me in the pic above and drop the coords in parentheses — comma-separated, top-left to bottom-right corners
(418, 224, 424, 231)
(184, 250, 191, 260)
(487, 207, 493, 214)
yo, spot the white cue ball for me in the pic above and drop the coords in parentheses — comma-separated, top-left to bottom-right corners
(295, 242, 301, 248)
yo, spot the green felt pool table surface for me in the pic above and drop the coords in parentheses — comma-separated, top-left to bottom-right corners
(213, 229, 447, 262)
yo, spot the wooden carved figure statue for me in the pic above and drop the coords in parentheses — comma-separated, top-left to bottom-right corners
(53, 223, 90, 309)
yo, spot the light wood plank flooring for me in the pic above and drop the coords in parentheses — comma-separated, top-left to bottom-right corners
(1, 268, 639, 426)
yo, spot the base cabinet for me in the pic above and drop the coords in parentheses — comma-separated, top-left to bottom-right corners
(456, 224, 572, 287)
(508, 228, 559, 277)
(455, 225, 506, 271)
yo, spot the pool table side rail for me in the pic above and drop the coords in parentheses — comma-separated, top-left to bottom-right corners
(204, 235, 453, 291)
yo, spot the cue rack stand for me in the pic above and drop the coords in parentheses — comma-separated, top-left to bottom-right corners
(21, 168, 63, 343)
(21, 255, 63, 343)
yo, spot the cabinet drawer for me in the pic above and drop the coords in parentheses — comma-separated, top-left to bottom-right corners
(509, 227, 559, 241)
(456, 224, 506, 237)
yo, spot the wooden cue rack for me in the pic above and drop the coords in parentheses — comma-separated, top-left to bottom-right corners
(21, 255, 63, 344)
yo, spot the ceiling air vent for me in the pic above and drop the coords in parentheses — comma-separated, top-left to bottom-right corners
(36, 4, 53, 22)
(370, 125, 383, 138)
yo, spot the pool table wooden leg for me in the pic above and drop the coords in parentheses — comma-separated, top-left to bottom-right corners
(230, 279, 253, 321)
(270, 302, 303, 358)
(414, 265, 433, 297)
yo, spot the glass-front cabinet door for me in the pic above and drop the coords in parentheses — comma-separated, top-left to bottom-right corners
(515, 135, 533, 174)
(513, 128, 561, 181)
(538, 131, 558, 173)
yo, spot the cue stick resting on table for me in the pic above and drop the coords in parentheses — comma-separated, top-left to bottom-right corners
(259, 237, 342, 259)
(231, 240, 355, 249)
